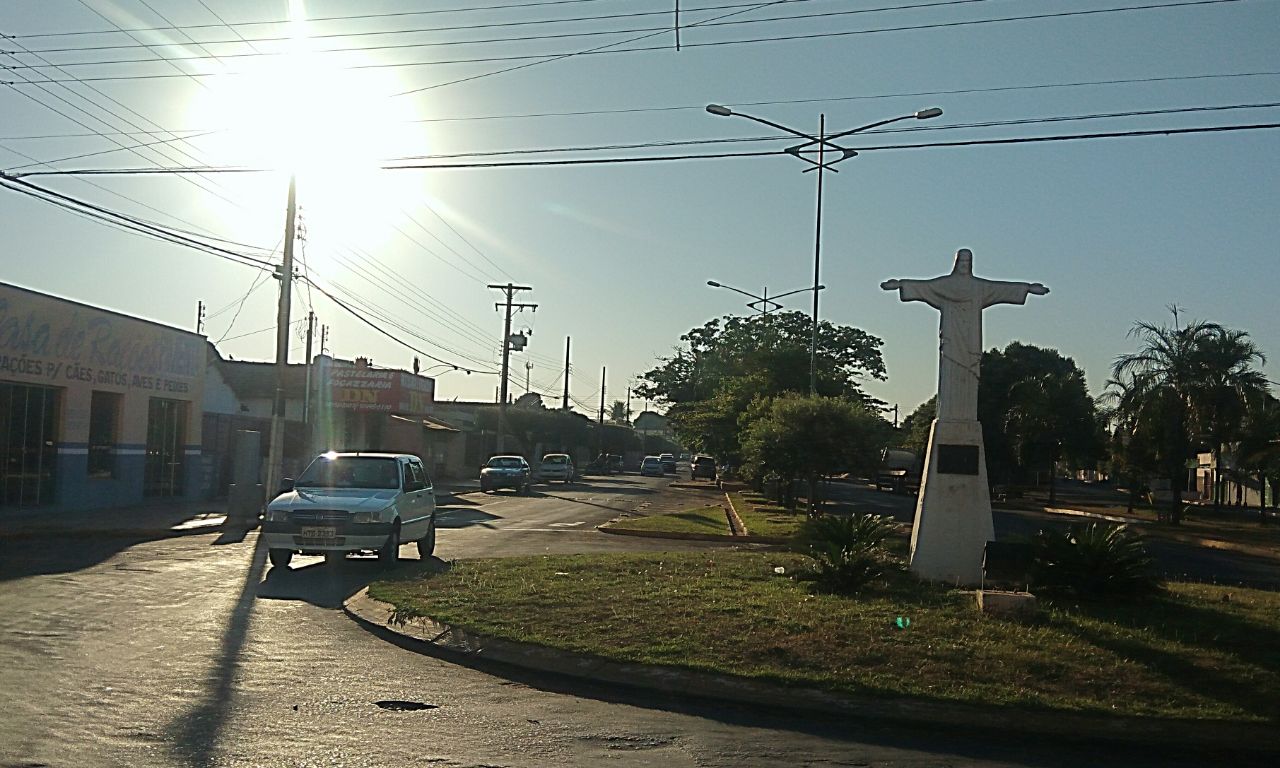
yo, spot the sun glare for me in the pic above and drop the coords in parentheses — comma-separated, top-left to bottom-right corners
(190, 8, 426, 255)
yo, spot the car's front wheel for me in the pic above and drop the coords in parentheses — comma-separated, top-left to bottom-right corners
(378, 526, 400, 568)
(268, 548, 293, 568)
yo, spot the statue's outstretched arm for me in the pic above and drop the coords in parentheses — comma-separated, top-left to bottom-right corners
(881, 279, 902, 291)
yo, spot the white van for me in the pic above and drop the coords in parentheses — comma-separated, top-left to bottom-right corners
(262, 452, 437, 569)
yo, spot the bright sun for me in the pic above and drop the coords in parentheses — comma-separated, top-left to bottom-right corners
(190, 9, 425, 255)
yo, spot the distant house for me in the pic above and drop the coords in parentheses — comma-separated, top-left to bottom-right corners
(633, 410, 673, 439)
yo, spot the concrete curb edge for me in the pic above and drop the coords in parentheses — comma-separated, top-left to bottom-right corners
(342, 588, 1278, 754)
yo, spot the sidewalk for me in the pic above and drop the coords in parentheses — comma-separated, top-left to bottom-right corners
(0, 499, 229, 540)
(0, 480, 485, 541)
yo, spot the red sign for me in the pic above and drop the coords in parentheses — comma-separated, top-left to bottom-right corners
(328, 365, 434, 415)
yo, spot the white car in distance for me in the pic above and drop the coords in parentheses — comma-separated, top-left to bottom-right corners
(538, 453, 576, 484)
(263, 452, 437, 569)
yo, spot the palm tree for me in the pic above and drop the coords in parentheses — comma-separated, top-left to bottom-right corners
(1112, 319, 1217, 524)
(1188, 326, 1268, 512)
(1236, 393, 1280, 521)
(1112, 317, 1270, 524)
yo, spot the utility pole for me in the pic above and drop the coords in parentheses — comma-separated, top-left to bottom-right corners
(892, 403, 900, 429)
(303, 310, 315, 428)
(196, 300, 205, 335)
(626, 386, 632, 422)
(597, 366, 606, 456)
(562, 336, 571, 410)
(489, 283, 536, 452)
(320, 324, 329, 356)
(525, 361, 533, 393)
(264, 174, 298, 499)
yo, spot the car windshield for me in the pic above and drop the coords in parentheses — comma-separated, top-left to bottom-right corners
(488, 457, 524, 469)
(542, 455, 567, 464)
(295, 456, 400, 490)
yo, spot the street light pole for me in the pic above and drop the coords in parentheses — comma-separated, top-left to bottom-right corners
(810, 113, 825, 395)
(705, 103, 943, 397)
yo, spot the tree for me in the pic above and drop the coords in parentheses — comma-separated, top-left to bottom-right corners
(608, 400, 629, 424)
(1110, 316, 1269, 524)
(1188, 326, 1268, 512)
(1235, 393, 1280, 520)
(978, 343, 1103, 504)
(636, 312, 887, 461)
(635, 311, 886, 407)
(739, 394, 890, 513)
(896, 396, 935, 456)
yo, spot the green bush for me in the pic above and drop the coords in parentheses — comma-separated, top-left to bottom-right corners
(794, 514, 898, 593)
(1029, 523, 1160, 599)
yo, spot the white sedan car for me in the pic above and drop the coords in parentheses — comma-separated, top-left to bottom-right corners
(263, 452, 437, 569)
(537, 453, 576, 483)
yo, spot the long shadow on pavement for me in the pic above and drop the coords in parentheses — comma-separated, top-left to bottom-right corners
(164, 530, 267, 766)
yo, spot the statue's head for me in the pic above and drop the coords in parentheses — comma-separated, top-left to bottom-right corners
(952, 248, 973, 276)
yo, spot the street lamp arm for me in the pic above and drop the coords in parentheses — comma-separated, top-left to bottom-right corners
(706, 105, 823, 144)
(707, 280, 766, 303)
(767, 284, 824, 302)
(826, 107, 942, 142)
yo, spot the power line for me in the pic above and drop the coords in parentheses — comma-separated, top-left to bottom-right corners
(1, 1, 1247, 87)
(5, 1, 995, 67)
(300, 275, 499, 374)
(16, 121, 1280, 177)
(7, 0, 840, 54)
(4, 70, 1277, 143)
(0, 172, 274, 270)
(2, 0, 631, 39)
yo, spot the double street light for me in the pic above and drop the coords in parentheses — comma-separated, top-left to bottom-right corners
(705, 103, 943, 395)
(706, 280, 823, 316)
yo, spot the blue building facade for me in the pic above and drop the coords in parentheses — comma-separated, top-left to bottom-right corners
(0, 282, 205, 513)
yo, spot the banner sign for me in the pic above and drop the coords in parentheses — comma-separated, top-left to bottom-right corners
(328, 364, 435, 415)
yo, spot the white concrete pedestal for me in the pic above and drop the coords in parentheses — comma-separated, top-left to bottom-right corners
(909, 419, 994, 586)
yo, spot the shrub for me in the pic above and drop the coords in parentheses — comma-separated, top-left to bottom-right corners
(793, 514, 898, 593)
(1029, 523, 1160, 599)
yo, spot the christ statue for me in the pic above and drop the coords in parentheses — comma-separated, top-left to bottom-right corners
(881, 249, 1049, 421)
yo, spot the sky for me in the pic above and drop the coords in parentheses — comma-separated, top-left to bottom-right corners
(1, 0, 1277, 420)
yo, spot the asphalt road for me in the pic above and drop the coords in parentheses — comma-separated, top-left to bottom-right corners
(0, 473, 1268, 767)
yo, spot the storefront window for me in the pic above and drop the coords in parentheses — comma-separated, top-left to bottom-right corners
(88, 391, 121, 479)
(0, 382, 58, 508)
(144, 397, 187, 497)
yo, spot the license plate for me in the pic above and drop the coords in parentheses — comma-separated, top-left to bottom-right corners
(300, 526, 337, 539)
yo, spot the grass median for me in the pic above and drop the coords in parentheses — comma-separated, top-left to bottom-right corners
(370, 550, 1280, 723)
(603, 504, 730, 535)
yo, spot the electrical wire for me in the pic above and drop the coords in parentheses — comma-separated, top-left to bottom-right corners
(1, 1, 1247, 87)
(300, 275, 500, 374)
(5, 1, 997, 66)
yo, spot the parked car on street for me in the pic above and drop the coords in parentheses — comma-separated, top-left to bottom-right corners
(658, 453, 677, 474)
(691, 455, 717, 480)
(640, 455, 664, 477)
(538, 453, 576, 483)
(262, 452, 437, 570)
(607, 454, 624, 473)
(481, 455, 532, 494)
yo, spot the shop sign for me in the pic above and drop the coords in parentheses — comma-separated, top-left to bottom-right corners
(0, 284, 202, 394)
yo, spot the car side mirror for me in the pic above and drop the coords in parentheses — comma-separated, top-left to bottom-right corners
(278, 477, 294, 496)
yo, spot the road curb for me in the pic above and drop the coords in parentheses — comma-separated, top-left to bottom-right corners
(597, 524, 788, 545)
(343, 588, 1279, 755)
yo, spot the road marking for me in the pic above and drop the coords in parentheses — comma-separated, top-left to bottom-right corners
(549, 521, 586, 527)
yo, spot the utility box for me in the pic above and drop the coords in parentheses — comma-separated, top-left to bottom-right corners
(225, 430, 264, 529)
